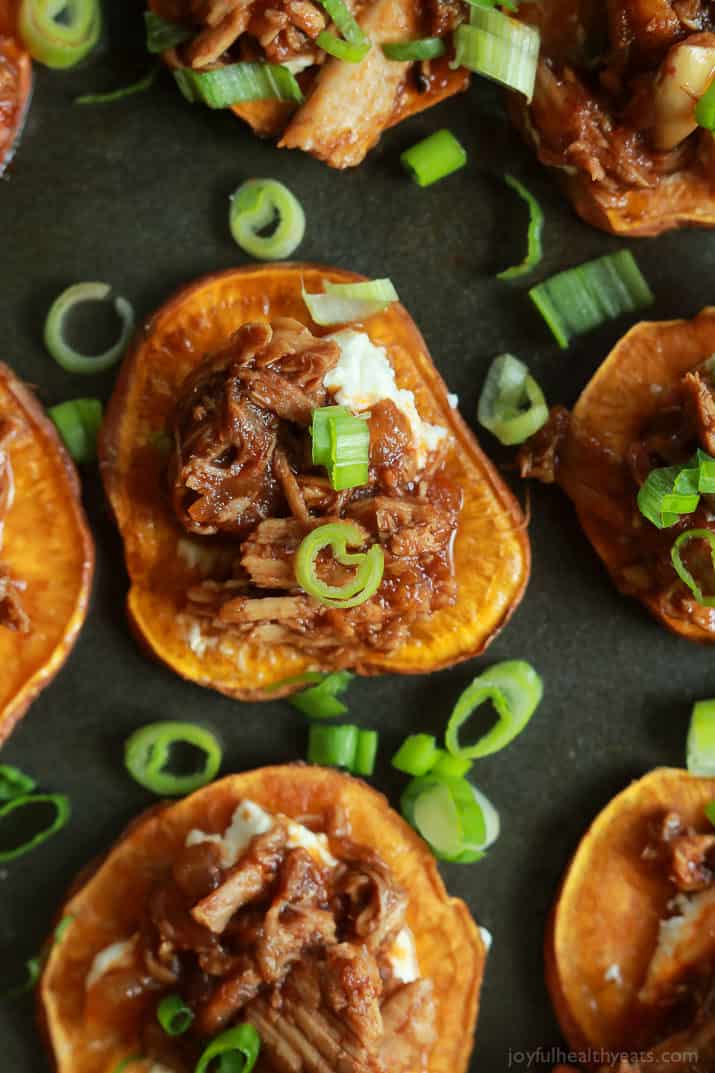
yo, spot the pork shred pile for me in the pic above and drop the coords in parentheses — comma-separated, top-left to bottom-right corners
(103, 810, 436, 1073)
(0, 417, 28, 633)
(170, 319, 460, 662)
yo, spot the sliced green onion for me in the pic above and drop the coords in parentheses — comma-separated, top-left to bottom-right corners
(698, 450, 715, 493)
(445, 660, 543, 760)
(671, 528, 715, 607)
(687, 700, 715, 775)
(124, 722, 223, 797)
(353, 730, 378, 776)
(638, 463, 698, 529)
(317, 31, 370, 62)
(196, 1024, 261, 1073)
(706, 799, 715, 826)
(465, 0, 519, 10)
(53, 915, 75, 945)
(311, 405, 350, 466)
(314, 0, 370, 63)
(382, 37, 446, 61)
(430, 749, 472, 778)
(75, 66, 158, 105)
(400, 129, 467, 188)
(144, 10, 193, 53)
(157, 993, 194, 1036)
(392, 734, 439, 776)
(0, 793, 70, 862)
(308, 724, 359, 769)
(696, 80, 715, 131)
(452, 7, 539, 102)
(401, 775, 497, 862)
(310, 407, 370, 491)
(111, 1058, 144, 1073)
(289, 670, 354, 718)
(295, 522, 384, 609)
(230, 179, 305, 261)
(529, 251, 653, 349)
(0, 765, 36, 801)
(44, 282, 135, 375)
(174, 62, 303, 108)
(49, 398, 103, 464)
(265, 672, 326, 693)
(478, 353, 548, 446)
(497, 174, 544, 280)
(303, 278, 398, 326)
(2, 955, 41, 999)
(19, 0, 101, 69)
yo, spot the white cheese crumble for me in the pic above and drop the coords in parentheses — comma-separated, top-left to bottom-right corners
(324, 330, 448, 467)
(387, 926, 420, 983)
(447, 393, 459, 410)
(86, 936, 137, 990)
(479, 926, 493, 952)
(604, 962, 622, 985)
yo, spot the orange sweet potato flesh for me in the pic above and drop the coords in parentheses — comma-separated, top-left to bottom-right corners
(546, 768, 715, 1056)
(0, 0, 32, 175)
(39, 764, 486, 1073)
(559, 308, 715, 643)
(0, 363, 94, 743)
(100, 264, 529, 699)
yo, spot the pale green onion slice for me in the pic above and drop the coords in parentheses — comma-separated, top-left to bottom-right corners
(696, 80, 715, 131)
(671, 529, 715, 607)
(49, 398, 103, 464)
(687, 699, 715, 775)
(353, 730, 378, 776)
(44, 283, 135, 375)
(497, 174, 544, 280)
(317, 31, 370, 62)
(174, 62, 303, 108)
(529, 251, 654, 349)
(452, 8, 539, 101)
(230, 179, 305, 261)
(413, 781, 464, 857)
(392, 734, 439, 776)
(0, 764, 36, 801)
(401, 775, 496, 862)
(19, 0, 101, 69)
(401, 129, 467, 187)
(303, 278, 398, 325)
(295, 522, 384, 608)
(382, 37, 446, 61)
(430, 748, 472, 778)
(314, 0, 370, 62)
(76, 66, 158, 105)
(289, 670, 354, 718)
(478, 353, 548, 446)
(468, 4, 538, 51)
(144, 11, 193, 53)
(445, 659, 543, 760)
(638, 463, 699, 529)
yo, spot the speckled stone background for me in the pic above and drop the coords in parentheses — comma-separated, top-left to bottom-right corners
(2, 4, 715, 1070)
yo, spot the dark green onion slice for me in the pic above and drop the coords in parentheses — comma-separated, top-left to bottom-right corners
(353, 729, 378, 776)
(400, 129, 467, 188)
(196, 1024, 261, 1073)
(687, 699, 715, 775)
(451, 7, 539, 101)
(49, 398, 103, 464)
(445, 660, 543, 760)
(392, 734, 438, 776)
(230, 179, 305, 261)
(0, 793, 70, 862)
(401, 775, 498, 861)
(0, 764, 36, 801)
(44, 283, 135, 375)
(174, 62, 303, 107)
(671, 528, 715, 608)
(311, 405, 350, 466)
(382, 37, 446, 61)
(477, 353, 548, 446)
(638, 462, 699, 529)
(696, 80, 715, 131)
(314, 0, 370, 63)
(497, 174, 544, 280)
(2, 955, 41, 999)
(111, 1055, 144, 1073)
(706, 799, 715, 826)
(124, 721, 223, 797)
(529, 251, 654, 349)
(429, 749, 472, 778)
(75, 66, 158, 105)
(289, 670, 354, 718)
(19, 0, 101, 69)
(317, 31, 370, 62)
(295, 522, 384, 609)
(310, 407, 370, 491)
(157, 993, 194, 1036)
(303, 278, 398, 325)
(308, 724, 359, 769)
(144, 10, 193, 53)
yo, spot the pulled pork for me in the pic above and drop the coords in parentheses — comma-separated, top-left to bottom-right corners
(172, 320, 460, 663)
(0, 417, 28, 633)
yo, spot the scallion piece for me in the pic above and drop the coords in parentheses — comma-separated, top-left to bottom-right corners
(401, 775, 498, 862)
(230, 179, 306, 261)
(44, 282, 135, 375)
(698, 450, 715, 493)
(464, 0, 519, 11)
(497, 174, 544, 280)
(0, 793, 70, 862)
(311, 405, 350, 466)
(308, 724, 359, 769)
(638, 462, 699, 529)
(671, 528, 715, 607)
(49, 398, 103, 464)
(19, 0, 101, 69)
(174, 62, 304, 108)
(2, 955, 41, 999)
(706, 799, 715, 826)
(392, 734, 439, 776)
(124, 722, 223, 797)
(445, 660, 543, 760)
(451, 7, 539, 102)
(687, 700, 715, 775)
(0, 764, 36, 801)
(354, 730, 378, 776)
(75, 66, 158, 105)
(157, 993, 194, 1036)
(289, 670, 354, 718)
(295, 522, 384, 608)
(400, 129, 467, 188)
(303, 278, 398, 326)
(317, 31, 370, 62)
(529, 251, 654, 349)
(430, 749, 472, 778)
(328, 409, 370, 491)
(478, 353, 548, 446)
(196, 1025, 261, 1073)
(314, 0, 370, 62)
(53, 915, 75, 945)
(111, 1057, 144, 1073)
(382, 37, 446, 61)
(696, 80, 715, 131)
(144, 10, 193, 53)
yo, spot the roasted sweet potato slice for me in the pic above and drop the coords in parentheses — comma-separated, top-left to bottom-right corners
(0, 363, 94, 743)
(0, 0, 31, 175)
(40, 764, 486, 1073)
(546, 768, 715, 1055)
(100, 265, 529, 699)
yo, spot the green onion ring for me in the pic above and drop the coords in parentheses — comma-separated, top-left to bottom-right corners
(49, 398, 103, 464)
(401, 775, 497, 862)
(0, 793, 71, 862)
(671, 528, 715, 607)
(451, 8, 539, 102)
(317, 30, 370, 62)
(392, 734, 439, 777)
(477, 353, 548, 446)
(313, 0, 370, 63)
(75, 66, 158, 105)
(445, 660, 543, 760)
(44, 282, 135, 375)
(195, 1023, 261, 1073)
(0, 764, 36, 801)
(497, 174, 544, 280)
(687, 699, 715, 776)
(295, 522, 384, 609)
(229, 179, 306, 261)
(289, 670, 354, 718)
(124, 721, 223, 797)
(400, 129, 467, 188)
(302, 278, 398, 326)
(382, 37, 446, 61)
(157, 993, 194, 1036)
(2, 955, 41, 999)
(19, 0, 101, 69)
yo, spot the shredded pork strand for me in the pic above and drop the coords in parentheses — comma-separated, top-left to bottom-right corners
(0, 417, 28, 633)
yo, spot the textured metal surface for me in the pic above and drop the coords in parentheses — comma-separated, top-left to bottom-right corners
(3, 4, 715, 1070)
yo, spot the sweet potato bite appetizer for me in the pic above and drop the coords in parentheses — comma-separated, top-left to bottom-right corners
(514, 0, 715, 236)
(519, 308, 715, 643)
(40, 765, 485, 1073)
(0, 0, 31, 174)
(0, 363, 93, 742)
(547, 768, 715, 1069)
(100, 265, 529, 700)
